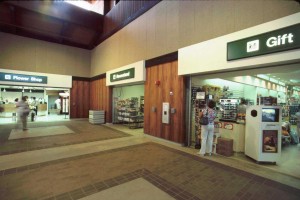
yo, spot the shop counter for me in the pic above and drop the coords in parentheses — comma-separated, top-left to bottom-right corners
(0, 104, 17, 118)
(215, 120, 245, 153)
(37, 104, 47, 116)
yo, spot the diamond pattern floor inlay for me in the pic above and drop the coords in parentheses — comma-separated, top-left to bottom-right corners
(79, 178, 175, 200)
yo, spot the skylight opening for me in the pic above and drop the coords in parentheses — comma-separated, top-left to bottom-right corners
(65, 0, 92, 11)
(64, 0, 104, 15)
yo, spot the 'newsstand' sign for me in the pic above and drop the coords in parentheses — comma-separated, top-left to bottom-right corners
(227, 23, 300, 61)
(0, 72, 48, 84)
(110, 68, 135, 82)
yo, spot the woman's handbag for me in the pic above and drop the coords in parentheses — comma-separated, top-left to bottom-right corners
(199, 109, 209, 125)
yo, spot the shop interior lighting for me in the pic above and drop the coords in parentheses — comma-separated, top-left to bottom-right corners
(257, 74, 269, 80)
(270, 77, 279, 84)
(59, 91, 70, 97)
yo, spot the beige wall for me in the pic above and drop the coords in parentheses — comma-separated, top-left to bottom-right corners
(91, 0, 300, 76)
(0, 32, 91, 77)
(0, 1, 299, 78)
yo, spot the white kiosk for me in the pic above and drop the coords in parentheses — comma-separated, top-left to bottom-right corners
(245, 105, 282, 163)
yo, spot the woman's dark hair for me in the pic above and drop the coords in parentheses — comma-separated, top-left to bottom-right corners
(208, 100, 216, 108)
(240, 98, 246, 104)
(22, 96, 28, 101)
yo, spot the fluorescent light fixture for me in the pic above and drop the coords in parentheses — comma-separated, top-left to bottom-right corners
(59, 92, 70, 97)
(270, 77, 278, 83)
(257, 74, 269, 80)
(65, 0, 92, 11)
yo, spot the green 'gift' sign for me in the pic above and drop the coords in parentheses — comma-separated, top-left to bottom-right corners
(227, 23, 300, 61)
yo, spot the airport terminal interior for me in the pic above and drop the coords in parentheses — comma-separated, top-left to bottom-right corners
(0, 1, 300, 200)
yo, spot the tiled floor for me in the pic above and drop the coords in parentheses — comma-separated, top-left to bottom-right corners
(0, 120, 299, 200)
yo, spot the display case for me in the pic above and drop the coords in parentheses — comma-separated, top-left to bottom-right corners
(219, 99, 238, 122)
(289, 105, 299, 125)
(115, 97, 144, 128)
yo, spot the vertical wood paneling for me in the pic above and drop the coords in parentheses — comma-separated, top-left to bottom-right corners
(157, 64, 163, 138)
(83, 81, 90, 118)
(70, 80, 90, 118)
(89, 77, 112, 123)
(78, 81, 84, 117)
(162, 63, 171, 140)
(144, 66, 151, 134)
(70, 80, 78, 118)
(70, 79, 90, 119)
(144, 61, 186, 144)
(149, 66, 157, 137)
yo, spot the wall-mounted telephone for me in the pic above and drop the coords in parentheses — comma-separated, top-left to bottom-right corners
(162, 102, 170, 124)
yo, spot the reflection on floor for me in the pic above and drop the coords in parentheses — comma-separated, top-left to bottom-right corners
(0, 114, 70, 124)
(8, 125, 74, 140)
(228, 144, 300, 179)
(0, 120, 299, 200)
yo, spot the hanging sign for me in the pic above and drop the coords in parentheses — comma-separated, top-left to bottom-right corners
(227, 23, 300, 61)
(0, 72, 48, 84)
(110, 68, 135, 82)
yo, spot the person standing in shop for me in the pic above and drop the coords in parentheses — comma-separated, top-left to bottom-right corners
(16, 96, 30, 131)
(31, 97, 38, 116)
(198, 100, 217, 156)
(237, 98, 247, 122)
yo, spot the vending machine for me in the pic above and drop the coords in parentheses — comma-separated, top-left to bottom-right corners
(245, 105, 282, 163)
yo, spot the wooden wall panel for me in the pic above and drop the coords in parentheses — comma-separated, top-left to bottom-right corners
(78, 81, 84, 117)
(70, 80, 78, 118)
(144, 61, 186, 144)
(89, 77, 112, 123)
(83, 81, 90, 117)
(70, 79, 90, 119)
(144, 66, 151, 134)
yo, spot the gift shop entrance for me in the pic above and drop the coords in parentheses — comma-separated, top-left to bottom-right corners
(179, 13, 300, 178)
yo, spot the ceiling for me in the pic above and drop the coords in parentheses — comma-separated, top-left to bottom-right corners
(0, 1, 299, 87)
(0, 1, 104, 50)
